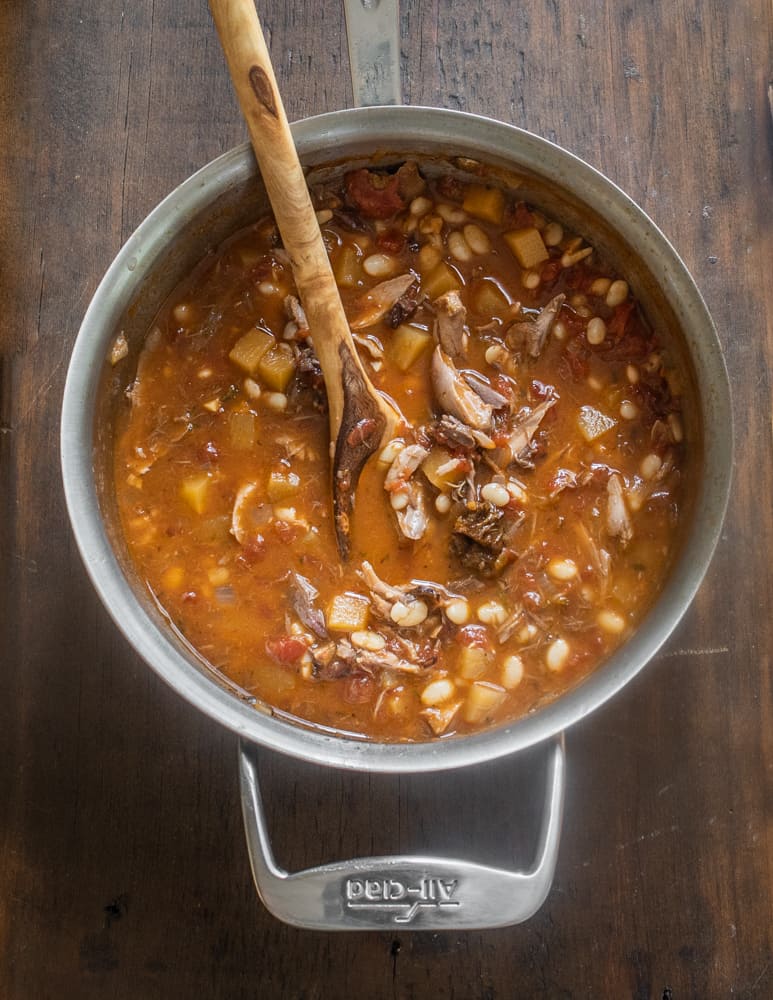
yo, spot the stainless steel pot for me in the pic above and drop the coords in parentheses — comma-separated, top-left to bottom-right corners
(60, 8, 732, 932)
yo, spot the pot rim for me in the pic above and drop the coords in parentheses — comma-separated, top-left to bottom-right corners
(60, 105, 732, 773)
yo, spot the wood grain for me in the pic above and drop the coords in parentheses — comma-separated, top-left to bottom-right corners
(1, 1, 771, 997)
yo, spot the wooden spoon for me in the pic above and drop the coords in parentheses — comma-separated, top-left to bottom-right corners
(209, 0, 400, 557)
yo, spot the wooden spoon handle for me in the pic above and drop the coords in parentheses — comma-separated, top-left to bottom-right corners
(209, 0, 399, 556)
(209, 0, 343, 431)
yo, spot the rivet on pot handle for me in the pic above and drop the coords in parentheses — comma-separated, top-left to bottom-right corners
(343, 0, 401, 108)
(239, 735, 565, 931)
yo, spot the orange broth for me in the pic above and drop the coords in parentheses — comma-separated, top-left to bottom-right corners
(113, 163, 686, 740)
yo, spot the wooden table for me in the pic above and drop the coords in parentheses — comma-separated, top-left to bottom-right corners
(2, 1, 771, 996)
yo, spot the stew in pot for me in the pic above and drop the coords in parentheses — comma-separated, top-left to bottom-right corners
(112, 160, 688, 740)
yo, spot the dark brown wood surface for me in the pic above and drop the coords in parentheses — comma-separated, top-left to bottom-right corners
(1, 1, 771, 996)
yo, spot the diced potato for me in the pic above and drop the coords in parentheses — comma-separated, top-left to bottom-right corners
(463, 681, 506, 724)
(462, 184, 505, 224)
(328, 592, 371, 632)
(504, 227, 549, 269)
(421, 261, 462, 299)
(422, 702, 462, 735)
(578, 405, 617, 443)
(180, 474, 210, 514)
(229, 411, 257, 450)
(267, 469, 301, 501)
(458, 644, 492, 680)
(471, 278, 511, 317)
(389, 324, 433, 372)
(258, 343, 296, 391)
(421, 447, 467, 491)
(228, 328, 274, 375)
(161, 566, 184, 591)
(334, 244, 362, 288)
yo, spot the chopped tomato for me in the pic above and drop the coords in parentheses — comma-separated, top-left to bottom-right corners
(266, 636, 307, 664)
(344, 169, 405, 219)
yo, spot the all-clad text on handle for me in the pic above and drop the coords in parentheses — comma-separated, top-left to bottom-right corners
(238, 736, 565, 931)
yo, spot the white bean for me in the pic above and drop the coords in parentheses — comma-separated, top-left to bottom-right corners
(448, 231, 473, 262)
(463, 223, 491, 254)
(264, 392, 287, 412)
(390, 600, 428, 628)
(552, 319, 568, 341)
(477, 601, 508, 627)
(507, 481, 528, 504)
(363, 253, 398, 278)
(546, 638, 570, 672)
(640, 453, 663, 480)
(668, 412, 684, 442)
(620, 400, 639, 420)
(445, 598, 470, 625)
(410, 196, 433, 216)
(378, 439, 405, 465)
(390, 490, 409, 511)
(606, 279, 629, 308)
(542, 221, 564, 247)
(501, 654, 525, 689)
(522, 270, 541, 290)
(480, 482, 510, 507)
(435, 494, 451, 514)
(351, 630, 387, 652)
(437, 202, 466, 224)
(421, 678, 456, 706)
(173, 302, 194, 325)
(547, 557, 578, 582)
(597, 610, 627, 635)
(586, 317, 607, 345)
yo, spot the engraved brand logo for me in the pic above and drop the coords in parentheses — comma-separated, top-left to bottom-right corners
(343, 876, 460, 924)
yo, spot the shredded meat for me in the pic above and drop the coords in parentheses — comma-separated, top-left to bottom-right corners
(387, 287, 420, 328)
(354, 647, 432, 675)
(288, 572, 327, 638)
(431, 347, 495, 430)
(506, 294, 566, 359)
(283, 294, 309, 333)
(429, 415, 495, 452)
(504, 396, 557, 468)
(429, 415, 477, 451)
(293, 345, 327, 413)
(349, 274, 416, 330)
(332, 207, 370, 233)
(450, 502, 515, 577)
(359, 560, 408, 618)
(461, 370, 509, 409)
(433, 291, 468, 356)
(384, 444, 430, 541)
(607, 473, 633, 545)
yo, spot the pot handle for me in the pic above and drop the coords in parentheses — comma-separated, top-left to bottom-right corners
(238, 735, 565, 931)
(343, 0, 401, 107)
